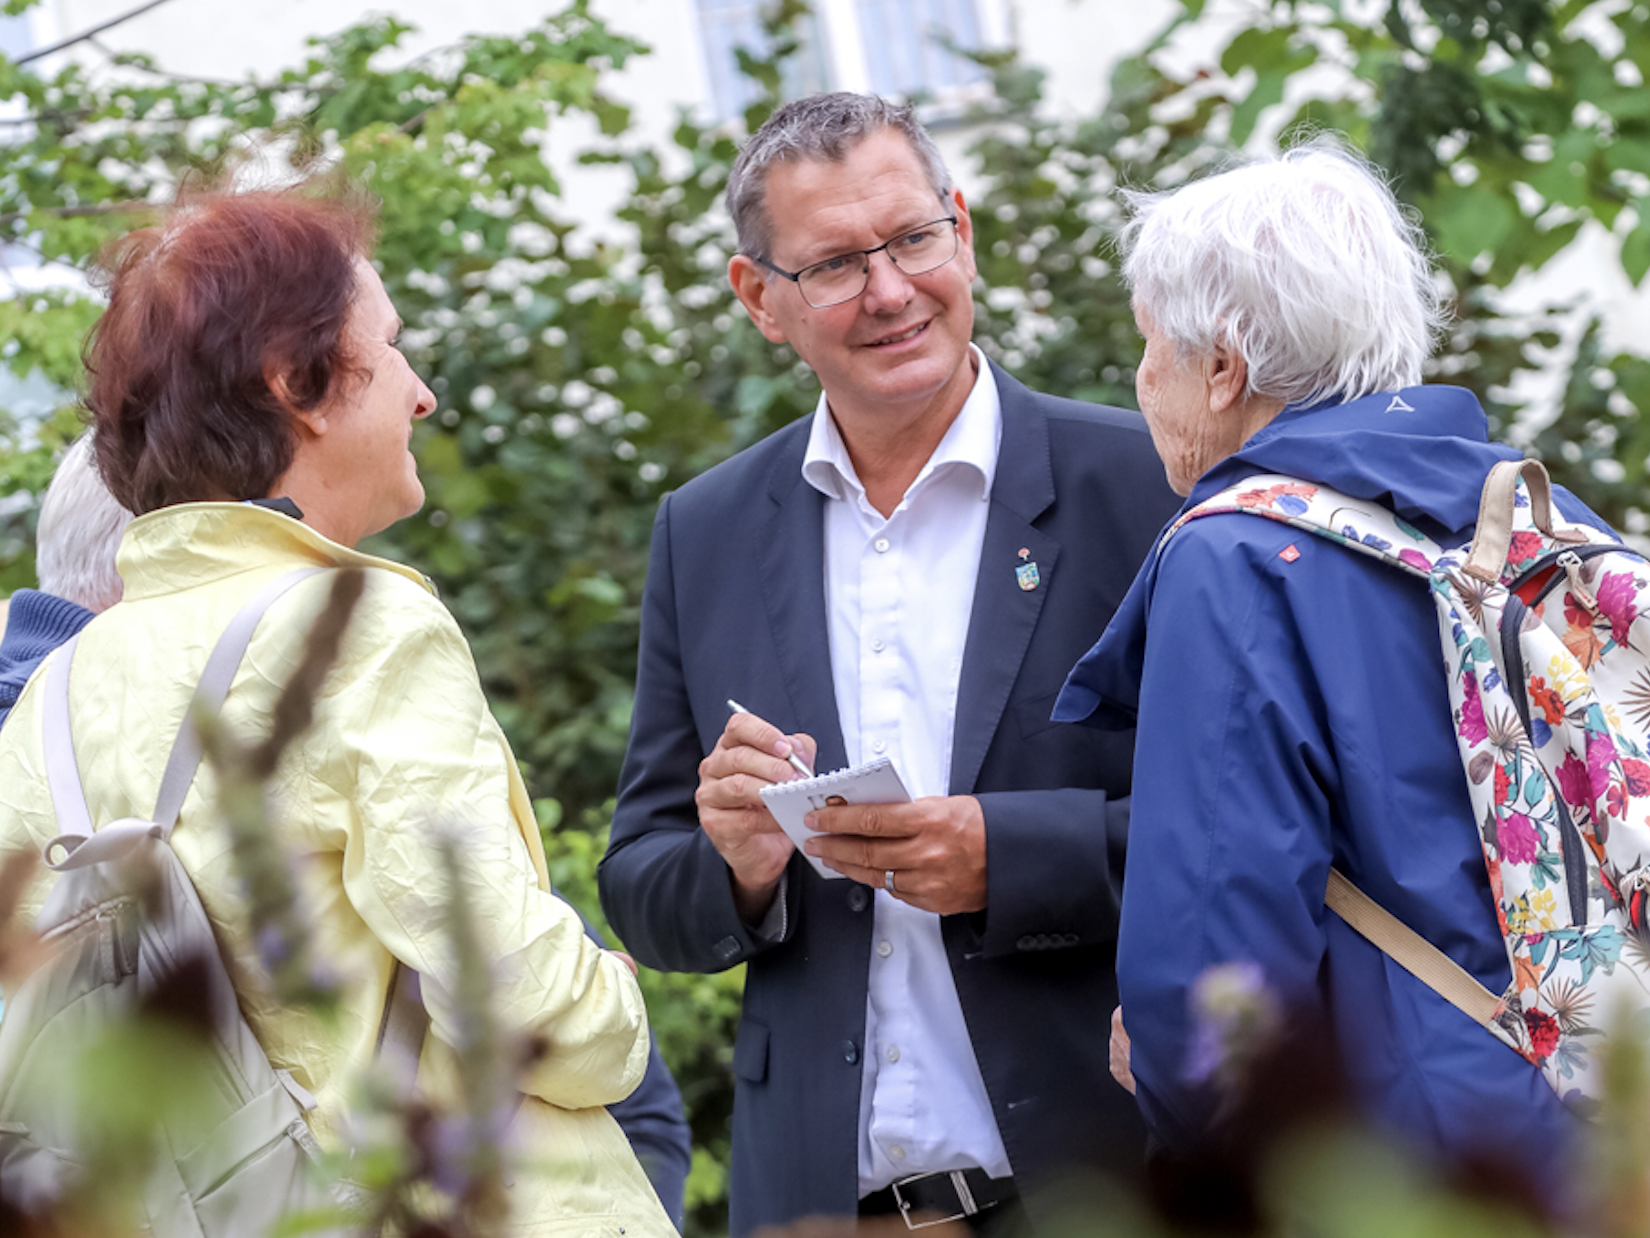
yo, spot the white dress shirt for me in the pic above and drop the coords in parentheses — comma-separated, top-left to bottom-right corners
(800, 345, 1014, 1195)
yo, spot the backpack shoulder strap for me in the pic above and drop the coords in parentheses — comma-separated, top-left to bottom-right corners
(41, 631, 93, 845)
(1173, 473, 1442, 579)
(150, 567, 328, 832)
(40, 567, 327, 872)
(1326, 868, 1503, 1026)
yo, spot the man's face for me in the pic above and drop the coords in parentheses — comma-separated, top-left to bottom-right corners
(730, 129, 978, 428)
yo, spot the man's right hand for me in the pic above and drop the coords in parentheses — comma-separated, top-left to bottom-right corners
(696, 711, 817, 924)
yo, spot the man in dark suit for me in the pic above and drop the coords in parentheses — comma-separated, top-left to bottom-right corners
(599, 93, 1179, 1237)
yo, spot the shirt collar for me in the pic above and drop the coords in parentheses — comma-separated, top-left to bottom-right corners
(802, 344, 1001, 506)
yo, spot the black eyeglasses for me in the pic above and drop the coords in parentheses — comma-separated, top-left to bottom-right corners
(754, 217, 961, 309)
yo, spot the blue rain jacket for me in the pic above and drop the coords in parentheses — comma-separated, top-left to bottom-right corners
(1056, 386, 1586, 1186)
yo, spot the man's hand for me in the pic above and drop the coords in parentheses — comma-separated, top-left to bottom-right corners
(802, 794, 986, 915)
(696, 711, 817, 923)
(1109, 1006, 1135, 1095)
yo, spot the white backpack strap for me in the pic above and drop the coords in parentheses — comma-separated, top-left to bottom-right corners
(43, 635, 159, 871)
(1326, 868, 1503, 1027)
(41, 631, 93, 844)
(1172, 473, 1444, 577)
(151, 567, 327, 832)
(39, 567, 327, 871)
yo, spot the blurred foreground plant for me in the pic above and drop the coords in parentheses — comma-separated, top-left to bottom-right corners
(1022, 960, 1650, 1238)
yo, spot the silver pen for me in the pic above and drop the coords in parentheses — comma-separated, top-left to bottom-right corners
(727, 698, 814, 778)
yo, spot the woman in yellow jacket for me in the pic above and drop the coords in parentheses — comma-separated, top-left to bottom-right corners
(0, 188, 676, 1238)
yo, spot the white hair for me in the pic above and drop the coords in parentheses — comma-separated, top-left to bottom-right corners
(1118, 139, 1447, 408)
(36, 433, 134, 613)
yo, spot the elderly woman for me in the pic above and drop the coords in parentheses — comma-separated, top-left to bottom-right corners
(0, 434, 133, 731)
(0, 189, 676, 1236)
(1055, 146, 1588, 1182)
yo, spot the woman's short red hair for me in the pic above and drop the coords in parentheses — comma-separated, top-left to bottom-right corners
(85, 186, 378, 515)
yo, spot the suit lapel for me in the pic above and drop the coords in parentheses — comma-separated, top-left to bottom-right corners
(757, 435, 849, 773)
(951, 369, 1059, 795)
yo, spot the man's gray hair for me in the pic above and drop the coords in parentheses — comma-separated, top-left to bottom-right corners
(37, 432, 134, 613)
(727, 92, 953, 261)
(1118, 138, 1447, 409)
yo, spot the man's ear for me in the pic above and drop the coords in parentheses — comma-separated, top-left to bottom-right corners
(266, 363, 327, 437)
(1206, 338, 1250, 416)
(951, 187, 977, 283)
(729, 254, 790, 344)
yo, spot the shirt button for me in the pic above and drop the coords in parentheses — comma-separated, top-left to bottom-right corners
(886, 1045, 901, 1063)
(873, 537, 890, 553)
(871, 638, 885, 652)
(872, 739, 887, 754)
(890, 1144, 906, 1161)
(877, 940, 893, 958)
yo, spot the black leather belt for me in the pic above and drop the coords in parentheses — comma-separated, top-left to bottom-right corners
(861, 1168, 1018, 1230)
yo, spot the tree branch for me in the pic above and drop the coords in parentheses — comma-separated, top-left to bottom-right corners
(0, 199, 153, 227)
(16, 0, 182, 66)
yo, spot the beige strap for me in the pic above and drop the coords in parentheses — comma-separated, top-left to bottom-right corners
(1465, 459, 1554, 583)
(1325, 868, 1502, 1026)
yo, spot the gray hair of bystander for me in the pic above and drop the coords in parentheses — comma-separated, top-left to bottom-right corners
(37, 433, 134, 613)
(1118, 138, 1448, 409)
(726, 91, 952, 262)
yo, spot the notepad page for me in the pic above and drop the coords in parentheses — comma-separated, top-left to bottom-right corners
(758, 756, 911, 881)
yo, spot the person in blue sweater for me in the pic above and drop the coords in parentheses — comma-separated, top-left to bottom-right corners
(1055, 142, 1588, 1198)
(0, 434, 132, 731)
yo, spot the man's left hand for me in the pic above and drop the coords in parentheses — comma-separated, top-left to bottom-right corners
(802, 795, 986, 915)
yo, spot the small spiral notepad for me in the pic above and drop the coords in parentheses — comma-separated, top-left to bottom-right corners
(759, 756, 911, 881)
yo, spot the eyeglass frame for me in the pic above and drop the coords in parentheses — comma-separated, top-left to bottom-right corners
(751, 215, 962, 309)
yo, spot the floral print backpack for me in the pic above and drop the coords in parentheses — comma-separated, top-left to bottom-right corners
(1178, 459, 1650, 1114)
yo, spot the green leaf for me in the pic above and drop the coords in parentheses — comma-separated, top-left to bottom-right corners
(1221, 24, 1295, 76)
(1426, 185, 1519, 268)
(1622, 212, 1650, 287)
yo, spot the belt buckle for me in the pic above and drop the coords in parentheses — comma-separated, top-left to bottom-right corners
(892, 1170, 978, 1230)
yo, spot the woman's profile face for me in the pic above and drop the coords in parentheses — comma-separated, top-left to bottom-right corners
(314, 259, 437, 543)
(1134, 307, 1225, 497)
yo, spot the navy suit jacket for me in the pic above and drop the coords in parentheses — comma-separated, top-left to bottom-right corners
(599, 367, 1181, 1235)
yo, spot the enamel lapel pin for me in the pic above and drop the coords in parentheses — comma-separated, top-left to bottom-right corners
(1015, 547, 1040, 591)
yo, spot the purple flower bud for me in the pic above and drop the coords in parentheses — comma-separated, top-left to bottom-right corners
(1184, 960, 1281, 1090)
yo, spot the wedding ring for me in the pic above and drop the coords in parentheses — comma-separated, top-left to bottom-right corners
(884, 869, 897, 894)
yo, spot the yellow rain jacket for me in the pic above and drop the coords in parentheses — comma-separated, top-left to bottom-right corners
(0, 502, 675, 1238)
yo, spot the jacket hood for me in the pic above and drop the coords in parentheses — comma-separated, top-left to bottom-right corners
(1055, 384, 1511, 729)
(1193, 385, 1517, 542)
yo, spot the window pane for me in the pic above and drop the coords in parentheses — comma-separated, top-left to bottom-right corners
(856, 0, 986, 98)
(696, 0, 832, 123)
